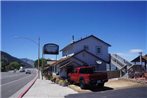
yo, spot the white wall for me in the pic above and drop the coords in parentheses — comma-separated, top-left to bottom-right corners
(63, 37, 110, 62)
(75, 51, 107, 71)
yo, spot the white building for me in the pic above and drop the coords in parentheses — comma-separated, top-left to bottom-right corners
(51, 35, 111, 78)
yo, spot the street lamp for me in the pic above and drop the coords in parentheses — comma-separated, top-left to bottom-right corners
(14, 36, 40, 79)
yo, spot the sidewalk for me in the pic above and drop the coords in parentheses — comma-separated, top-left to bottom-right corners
(23, 79, 77, 98)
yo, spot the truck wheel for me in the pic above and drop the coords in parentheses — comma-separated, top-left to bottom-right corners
(80, 80, 85, 89)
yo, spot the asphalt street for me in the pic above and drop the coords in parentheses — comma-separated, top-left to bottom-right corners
(0, 68, 37, 98)
(65, 86, 147, 98)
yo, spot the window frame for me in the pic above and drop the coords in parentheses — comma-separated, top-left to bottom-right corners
(83, 45, 89, 50)
(96, 46, 101, 54)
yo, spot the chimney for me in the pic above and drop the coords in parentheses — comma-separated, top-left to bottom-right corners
(72, 35, 75, 43)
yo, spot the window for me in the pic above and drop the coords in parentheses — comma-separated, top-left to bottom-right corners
(96, 46, 101, 53)
(84, 45, 89, 50)
(79, 68, 94, 74)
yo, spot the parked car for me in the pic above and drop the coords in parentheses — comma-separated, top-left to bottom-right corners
(68, 66, 108, 89)
(26, 70, 31, 74)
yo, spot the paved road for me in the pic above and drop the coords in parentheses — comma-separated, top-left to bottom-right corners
(0, 68, 37, 98)
(65, 86, 147, 98)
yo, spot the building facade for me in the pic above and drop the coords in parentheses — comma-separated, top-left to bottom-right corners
(52, 35, 111, 78)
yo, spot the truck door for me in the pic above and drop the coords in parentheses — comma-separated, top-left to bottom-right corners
(71, 69, 78, 83)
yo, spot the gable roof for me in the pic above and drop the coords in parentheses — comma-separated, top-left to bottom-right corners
(51, 50, 88, 66)
(51, 49, 110, 66)
(61, 35, 111, 51)
(83, 50, 110, 63)
(131, 54, 147, 62)
(143, 54, 147, 60)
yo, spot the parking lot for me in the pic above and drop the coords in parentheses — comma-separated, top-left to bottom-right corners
(68, 78, 147, 93)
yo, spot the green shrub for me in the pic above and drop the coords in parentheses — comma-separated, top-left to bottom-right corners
(55, 77, 60, 83)
(58, 79, 64, 85)
(58, 79, 69, 86)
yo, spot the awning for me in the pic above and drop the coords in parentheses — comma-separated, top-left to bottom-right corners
(59, 61, 73, 69)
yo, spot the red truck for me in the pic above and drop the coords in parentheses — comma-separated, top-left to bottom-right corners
(68, 66, 108, 89)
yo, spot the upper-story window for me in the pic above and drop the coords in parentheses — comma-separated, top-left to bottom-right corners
(96, 46, 101, 54)
(84, 45, 89, 50)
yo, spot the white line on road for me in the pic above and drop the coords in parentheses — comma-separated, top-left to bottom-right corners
(0, 73, 25, 79)
(0, 74, 35, 87)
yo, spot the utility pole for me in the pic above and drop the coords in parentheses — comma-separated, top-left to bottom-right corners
(42, 49, 44, 80)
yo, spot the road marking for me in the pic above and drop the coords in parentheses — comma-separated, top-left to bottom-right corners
(0, 69, 36, 79)
(0, 74, 35, 87)
(0, 73, 25, 79)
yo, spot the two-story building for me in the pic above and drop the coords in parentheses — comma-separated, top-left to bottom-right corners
(51, 35, 111, 78)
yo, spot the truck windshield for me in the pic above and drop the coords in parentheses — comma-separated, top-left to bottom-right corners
(79, 68, 94, 74)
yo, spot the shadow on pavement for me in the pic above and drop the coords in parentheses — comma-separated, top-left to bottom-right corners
(89, 86, 113, 92)
(65, 86, 147, 98)
(64, 86, 113, 98)
(83, 86, 113, 92)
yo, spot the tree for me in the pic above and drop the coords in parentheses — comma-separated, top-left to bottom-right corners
(8, 61, 21, 70)
(34, 58, 47, 68)
(1, 59, 9, 72)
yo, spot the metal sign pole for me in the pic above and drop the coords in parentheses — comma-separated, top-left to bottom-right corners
(42, 43, 59, 79)
(42, 48, 44, 80)
(38, 37, 40, 79)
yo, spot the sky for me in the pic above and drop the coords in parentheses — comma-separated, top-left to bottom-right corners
(1, 1, 147, 61)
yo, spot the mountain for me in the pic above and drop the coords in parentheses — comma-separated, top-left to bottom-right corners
(20, 58, 34, 67)
(1, 51, 33, 68)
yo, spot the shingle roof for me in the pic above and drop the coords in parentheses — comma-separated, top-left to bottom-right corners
(61, 35, 111, 51)
(51, 56, 72, 66)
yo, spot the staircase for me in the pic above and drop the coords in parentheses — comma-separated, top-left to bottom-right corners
(111, 54, 133, 76)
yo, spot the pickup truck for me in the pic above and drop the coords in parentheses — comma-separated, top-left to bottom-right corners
(68, 66, 108, 89)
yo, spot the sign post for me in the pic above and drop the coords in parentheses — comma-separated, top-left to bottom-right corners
(42, 43, 59, 80)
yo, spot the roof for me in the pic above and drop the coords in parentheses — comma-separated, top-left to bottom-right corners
(51, 49, 109, 66)
(47, 60, 57, 65)
(51, 50, 88, 66)
(76, 66, 94, 69)
(131, 54, 147, 62)
(61, 35, 111, 51)
(143, 54, 147, 60)
(51, 56, 72, 66)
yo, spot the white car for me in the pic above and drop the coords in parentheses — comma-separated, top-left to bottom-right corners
(26, 70, 31, 74)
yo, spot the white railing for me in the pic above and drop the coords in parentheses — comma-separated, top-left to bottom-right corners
(111, 54, 132, 66)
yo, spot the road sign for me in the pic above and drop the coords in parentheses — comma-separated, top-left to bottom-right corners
(43, 43, 59, 54)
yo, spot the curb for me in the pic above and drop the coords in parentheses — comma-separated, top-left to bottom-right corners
(17, 73, 38, 98)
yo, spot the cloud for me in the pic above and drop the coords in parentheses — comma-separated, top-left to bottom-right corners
(115, 52, 126, 56)
(129, 49, 143, 53)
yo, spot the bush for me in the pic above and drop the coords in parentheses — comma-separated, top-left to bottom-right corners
(8, 61, 21, 70)
(55, 77, 60, 84)
(50, 75, 69, 86)
(58, 79, 64, 85)
(51, 77, 56, 82)
(57, 79, 69, 86)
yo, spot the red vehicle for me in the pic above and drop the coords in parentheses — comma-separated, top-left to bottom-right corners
(68, 66, 108, 89)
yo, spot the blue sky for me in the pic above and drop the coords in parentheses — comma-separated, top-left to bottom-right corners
(1, 1, 147, 61)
